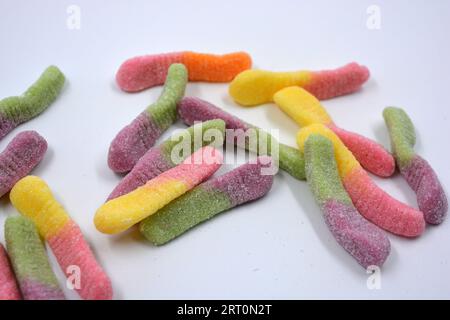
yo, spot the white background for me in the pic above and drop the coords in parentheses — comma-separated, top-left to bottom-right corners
(0, 0, 449, 299)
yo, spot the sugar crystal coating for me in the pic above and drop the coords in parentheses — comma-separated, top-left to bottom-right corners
(297, 124, 425, 237)
(229, 62, 369, 106)
(0, 131, 47, 197)
(96, 146, 223, 234)
(108, 63, 188, 173)
(383, 107, 447, 224)
(304, 134, 390, 268)
(5, 216, 65, 300)
(107, 119, 225, 200)
(116, 51, 252, 92)
(0, 244, 21, 300)
(178, 97, 305, 180)
(140, 156, 273, 245)
(0, 66, 65, 140)
(10, 176, 113, 300)
(274, 87, 394, 177)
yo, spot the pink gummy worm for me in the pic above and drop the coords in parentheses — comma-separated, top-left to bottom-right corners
(344, 167, 425, 237)
(303, 62, 370, 100)
(160, 146, 223, 189)
(329, 125, 395, 177)
(116, 52, 184, 92)
(47, 221, 113, 300)
(0, 244, 21, 300)
(0, 131, 47, 197)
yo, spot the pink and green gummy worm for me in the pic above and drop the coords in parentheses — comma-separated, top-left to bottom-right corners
(108, 63, 188, 173)
(304, 134, 390, 268)
(0, 66, 65, 140)
(10, 176, 113, 300)
(383, 107, 447, 224)
(107, 119, 225, 200)
(178, 97, 305, 180)
(0, 130, 47, 197)
(5, 216, 65, 300)
(140, 156, 274, 245)
(0, 244, 21, 300)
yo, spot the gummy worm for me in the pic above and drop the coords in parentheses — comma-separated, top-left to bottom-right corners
(116, 51, 252, 92)
(297, 124, 425, 237)
(96, 146, 222, 235)
(273, 87, 395, 177)
(10, 176, 113, 300)
(108, 63, 188, 173)
(0, 66, 65, 140)
(383, 107, 447, 224)
(0, 244, 21, 300)
(140, 156, 274, 245)
(304, 134, 390, 268)
(107, 119, 225, 200)
(229, 62, 369, 106)
(5, 216, 65, 300)
(178, 97, 305, 180)
(0, 131, 47, 197)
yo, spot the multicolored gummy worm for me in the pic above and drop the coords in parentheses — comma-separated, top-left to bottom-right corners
(108, 63, 188, 173)
(96, 146, 223, 235)
(140, 156, 274, 245)
(0, 130, 47, 197)
(0, 244, 21, 300)
(5, 216, 65, 300)
(297, 124, 425, 237)
(0, 66, 65, 140)
(383, 107, 448, 225)
(229, 62, 369, 106)
(304, 134, 390, 268)
(108, 119, 225, 200)
(10, 176, 113, 300)
(273, 87, 395, 177)
(178, 97, 306, 180)
(116, 51, 252, 92)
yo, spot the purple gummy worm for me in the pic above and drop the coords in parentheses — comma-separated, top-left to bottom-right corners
(0, 131, 47, 197)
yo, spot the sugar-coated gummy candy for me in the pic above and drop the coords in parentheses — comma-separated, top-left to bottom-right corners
(108, 119, 225, 200)
(108, 63, 188, 173)
(274, 87, 395, 177)
(140, 156, 274, 245)
(297, 124, 425, 237)
(178, 97, 305, 180)
(229, 62, 369, 106)
(383, 107, 447, 224)
(0, 244, 21, 300)
(96, 146, 223, 234)
(304, 134, 390, 268)
(116, 51, 252, 92)
(0, 131, 47, 197)
(5, 216, 65, 300)
(9, 176, 113, 300)
(0, 66, 65, 140)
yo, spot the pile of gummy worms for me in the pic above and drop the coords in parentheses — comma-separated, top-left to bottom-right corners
(0, 51, 447, 300)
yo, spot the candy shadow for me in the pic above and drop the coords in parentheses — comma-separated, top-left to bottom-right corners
(372, 121, 392, 152)
(109, 79, 123, 94)
(32, 146, 54, 176)
(184, 82, 202, 98)
(0, 191, 10, 210)
(282, 173, 372, 273)
(109, 225, 152, 248)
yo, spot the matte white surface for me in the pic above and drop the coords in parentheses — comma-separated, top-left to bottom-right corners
(0, 0, 449, 299)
